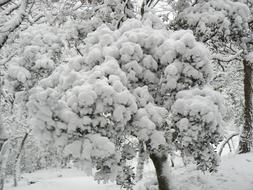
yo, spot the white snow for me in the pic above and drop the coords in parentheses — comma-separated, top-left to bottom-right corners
(4, 153, 253, 190)
(4, 169, 118, 190)
(172, 153, 253, 190)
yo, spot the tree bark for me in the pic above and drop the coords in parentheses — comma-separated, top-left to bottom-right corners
(136, 141, 146, 181)
(0, 78, 7, 152)
(238, 59, 253, 153)
(13, 132, 29, 187)
(0, 140, 10, 190)
(150, 152, 170, 190)
(0, 0, 11, 7)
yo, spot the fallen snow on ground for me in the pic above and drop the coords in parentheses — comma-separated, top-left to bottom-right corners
(4, 169, 118, 190)
(5, 153, 253, 190)
(171, 153, 253, 190)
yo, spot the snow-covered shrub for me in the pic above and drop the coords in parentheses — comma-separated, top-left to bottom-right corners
(27, 16, 224, 187)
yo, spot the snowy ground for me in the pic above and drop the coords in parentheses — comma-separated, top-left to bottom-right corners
(171, 153, 253, 190)
(4, 169, 118, 190)
(5, 153, 253, 190)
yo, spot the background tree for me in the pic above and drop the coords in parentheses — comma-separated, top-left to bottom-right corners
(170, 0, 252, 153)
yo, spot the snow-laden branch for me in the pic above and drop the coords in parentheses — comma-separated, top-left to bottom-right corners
(71, 1, 84, 11)
(212, 50, 243, 62)
(0, 0, 28, 49)
(0, 0, 11, 6)
(26, 13, 45, 25)
(1, 2, 20, 15)
(0, 51, 15, 68)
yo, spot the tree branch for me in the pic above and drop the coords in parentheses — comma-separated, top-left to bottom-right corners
(218, 133, 239, 156)
(212, 50, 243, 63)
(0, 0, 28, 49)
(0, 0, 11, 7)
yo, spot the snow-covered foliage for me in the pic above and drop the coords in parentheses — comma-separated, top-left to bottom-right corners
(45, 0, 135, 30)
(0, 0, 28, 49)
(210, 57, 244, 131)
(6, 24, 63, 94)
(171, 88, 224, 171)
(173, 0, 250, 42)
(171, 0, 253, 156)
(27, 16, 224, 184)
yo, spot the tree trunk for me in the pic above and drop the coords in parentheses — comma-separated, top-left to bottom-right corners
(13, 132, 29, 187)
(150, 152, 170, 190)
(136, 141, 146, 181)
(238, 59, 253, 153)
(0, 140, 10, 190)
(0, 78, 7, 152)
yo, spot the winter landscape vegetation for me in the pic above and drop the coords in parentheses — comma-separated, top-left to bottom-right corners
(1, 0, 253, 190)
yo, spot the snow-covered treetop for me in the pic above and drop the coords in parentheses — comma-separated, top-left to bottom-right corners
(173, 0, 250, 42)
(27, 16, 224, 181)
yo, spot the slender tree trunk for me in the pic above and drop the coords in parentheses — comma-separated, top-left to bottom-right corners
(0, 78, 7, 151)
(0, 140, 10, 190)
(150, 152, 170, 190)
(141, 0, 146, 16)
(13, 132, 29, 187)
(238, 59, 253, 153)
(136, 141, 146, 181)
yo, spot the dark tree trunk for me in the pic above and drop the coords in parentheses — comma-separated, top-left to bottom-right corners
(239, 59, 253, 153)
(150, 152, 170, 190)
(13, 132, 29, 186)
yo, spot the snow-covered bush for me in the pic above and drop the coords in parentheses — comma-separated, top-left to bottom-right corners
(27, 17, 224, 189)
